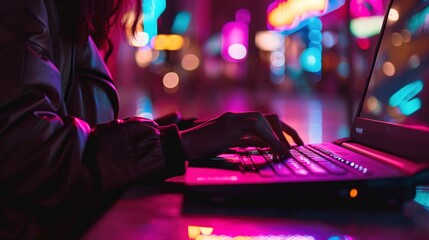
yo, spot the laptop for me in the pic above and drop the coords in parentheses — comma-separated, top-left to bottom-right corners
(166, 0, 429, 208)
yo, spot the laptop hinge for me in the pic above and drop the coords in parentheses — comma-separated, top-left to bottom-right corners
(340, 142, 424, 175)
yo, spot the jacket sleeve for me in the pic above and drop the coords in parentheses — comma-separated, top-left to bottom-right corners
(0, 0, 186, 212)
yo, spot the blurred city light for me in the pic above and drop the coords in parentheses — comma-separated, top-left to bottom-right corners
(136, 96, 154, 119)
(172, 11, 192, 34)
(300, 18, 322, 75)
(204, 34, 222, 56)
(221, 20, 249, 62)
(408, 55, 420, 69)
(388, 8, 399, 22)
(300, 47, 322, 73)
(235, 8, 251, 23)
(391, 32, 403, 47)
(228, 43, 247, 60)
(356, 38, 370, 50)
(350, 16, 384, 38)
(271, 51, 286, 67)
(255, 31, 284, 51)
(350, 0, 384, 18)
(151, 34, 184, 51)
(163, 72, 180, 89)
(322, 31, 338, 48)
(267, 0, 344, 34)
(366, 96, 382, 115)
(382, 61, 395, 77)
(181, 54, 200, 71)
(337, 61, 350, 78)
(143, 0, 166, 40)
(267, 0, 327, 31)
(135, 47, 153, 68)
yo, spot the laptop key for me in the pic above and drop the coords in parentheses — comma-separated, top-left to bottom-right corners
(250, 154, 269, 167)
(241, 155, 256, 171)
(317, 161, 347, 175)
(271, 162, 292, 176)
(284, 158, 308, 176)
(258, 165, 277, 177)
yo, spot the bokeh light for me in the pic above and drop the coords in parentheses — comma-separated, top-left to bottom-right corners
(181, 54, 200, 71)
(152, 34, 184, 51)
(135, 47, 153, 68)
(388, 8, 399, 22)
(228, 43, 247, 60)
(382, 62, 396, 76)
(163, 72, 180, 89)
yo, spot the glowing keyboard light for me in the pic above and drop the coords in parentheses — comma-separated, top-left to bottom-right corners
(221, 21, 249, 62)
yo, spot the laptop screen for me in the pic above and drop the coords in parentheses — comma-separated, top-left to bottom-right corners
(352, 0, 429, 162)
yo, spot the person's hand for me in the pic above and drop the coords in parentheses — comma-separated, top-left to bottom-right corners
(235, 113, 304, 149)
(154, 111, 200, 130)
(179, 112, 302, 161)
(154, 112, 181, 126)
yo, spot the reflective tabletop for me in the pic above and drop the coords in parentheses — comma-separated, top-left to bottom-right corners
(83, 185, 429, 240)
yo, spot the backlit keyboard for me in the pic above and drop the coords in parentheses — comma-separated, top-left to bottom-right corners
(220, 145, 367, 177)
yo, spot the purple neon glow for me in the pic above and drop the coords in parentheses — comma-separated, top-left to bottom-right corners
(350, 0, 384, 18)
(221, 21, 249, 62)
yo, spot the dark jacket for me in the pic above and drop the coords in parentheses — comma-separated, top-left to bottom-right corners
(0, 0, 186, 239)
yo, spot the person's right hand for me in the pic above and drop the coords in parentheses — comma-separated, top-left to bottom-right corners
(179, 112, 299, 161)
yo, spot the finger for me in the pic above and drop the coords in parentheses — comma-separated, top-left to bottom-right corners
(154, 112, 180, 125)
(281, 122, 305, 146)
(264, 114, 291, 149)
(233, 112, 277, 134)
(233, 135, 270, 147)
(240, 118, 289, 156)
(228, 112, 290, 155)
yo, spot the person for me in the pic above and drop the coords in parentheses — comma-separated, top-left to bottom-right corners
(0, 0, 303, 239)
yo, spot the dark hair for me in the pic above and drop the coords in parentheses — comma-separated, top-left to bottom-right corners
(58, 0, 142, 61)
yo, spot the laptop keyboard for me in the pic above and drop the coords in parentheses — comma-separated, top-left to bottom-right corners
(222, 145, 368, 177)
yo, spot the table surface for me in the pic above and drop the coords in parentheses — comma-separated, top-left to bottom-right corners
(82, 185, 429, 240)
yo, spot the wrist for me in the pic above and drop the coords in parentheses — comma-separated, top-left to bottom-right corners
(159, 124, 186, 177)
